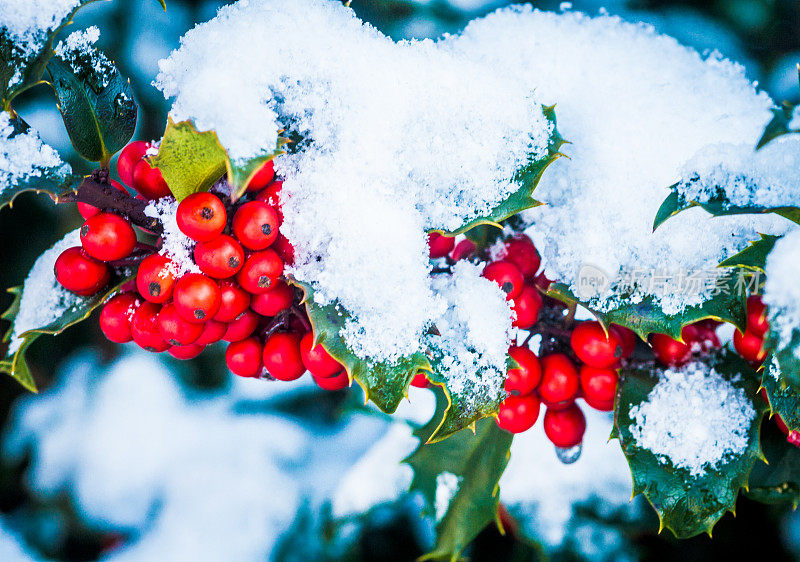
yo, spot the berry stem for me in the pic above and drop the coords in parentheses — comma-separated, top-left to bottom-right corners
(290, 304, 311, 332)
(74, 170, 164, 234)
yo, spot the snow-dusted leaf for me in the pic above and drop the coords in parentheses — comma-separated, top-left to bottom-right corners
(762, 358, 800, 434)
(148, 118, 228, 201)
(718, 234, 781, 273)
(405, 391, 513, 561)
(547, 274, 747, 340)
(757, 102, 799, 149)
(46, 43, 136, 163)
(613, 353, 766, 538)
(745, 421, 800, 507)
(225, 138, 289, 201)
(439, 105, 566, 236)
(0, 111, 76, 209)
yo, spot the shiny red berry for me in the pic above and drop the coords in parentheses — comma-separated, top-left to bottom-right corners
(136, 254, 177, 303)
(167, 343, 205, 360)
(173, 273, 221, 323)
(214, 281, 251, 322)
(236, 249, 284, 294)
(570, 321, 623, 368)
(78, 180, 127, 219)
(80, 212, 137, 262)
(511, 285, 541, 329)
(195, 319, 228, 345)
(300, 332, 342, 378)
(427, 233, 455, 259)
(262, 332, 305, 381)
(272, 234, 295, 265)
(580, 366, 618, 411)
(503, 235, 540, 278)
(117, 141, 149, 186)
(130, 301, 170, 352)
(734, 328, 767, 364)
(538, 353, 580, 407)
(250, 280, 294, 317)
(222, 310, 260, 342)
(99, 293, 141, 343)
(194, 235, 244, 279)
(157, 303, 204, 346)
(450, 239, 476, 261)
(232, 201, 279, 251)
(496, 395, 541, 433)
(54, 247, 110, 296)
(611, 324, 637, 358)
(649, 332, 691, 366)
(256, 180, 284, 224)
(410, 373, 429, 388)
(225, 337, 263, 377)
(246, 160, 275, 192)
(131, 159, 171, 200)
(505, 346, 541, 396)
(747, 295, 769, 336)
(313, 370, 349, 391)
(176, 193, 227, 242)
(543, 403, 586, 448)
(482, 260, 524, 299)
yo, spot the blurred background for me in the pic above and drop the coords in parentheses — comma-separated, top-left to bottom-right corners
(1, 0, 799, 559)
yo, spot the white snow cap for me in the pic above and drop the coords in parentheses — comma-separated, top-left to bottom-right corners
(0, 112, 71, 194)
(0, 0, 80, 56)
(629, 362, 756, 477)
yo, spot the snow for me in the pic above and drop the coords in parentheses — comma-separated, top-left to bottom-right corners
(764, 230, 800, 357)
(0, 112, 71, 194)
(676, 135, 800, 208)
(7, 229, 84, 355)
(0, 522, 38, 561)
(434, 472, 461, 521)
(0, 0, 80, 56)
(628, 362, 756, 477)
(144, 198, 201, 276)
(54, 26, 116, 90)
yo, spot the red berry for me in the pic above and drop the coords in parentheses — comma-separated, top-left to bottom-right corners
(78, 180, 127, 219)
(195, 319, 227, 345)
(246, 160, 275, 192)
(194, 235, 244, 279)
(314, 370, 350, 391)
(54, 247, 110, 296)
(649, 333, 691, 366)
(222, 310, 259, 342)
(482, 260, 524, 299)
(681, 323, 720, 353)
(272, 234, 295, 265)
(496, 395, 541, 433)
(176, 193, 227, 242)
(214, 281, 251, 322)
(131, 159, 171, 200)
(543, 403, 586, 448)
(250, 280, 294, 317)
(580, 366, 618, 411)
(80, 212, 137, 262)
(503, 235, 540, 278)
(511, 285, 541, 329)
(410, 373, 429, 388)
(99, 293, 141, 343)
(117, 141, 149, 186)
(611, 324, 637, 358)
(173, 273, 221, 323)
(167, 343, 205, 360)
(262, 332, 305, 381)
(300, 332, 342, 378)
(130, 301, 170, 352)
(570, 321, 623, 368)
(225, 337, 264, 377)
(505, 346, 541, 396)
(734, 329, 767, 364)
(136, 254, 177, 303)
(256, 180, 284, 224)
(450, 239, 476, 261)
(428, 233, 455, 259)
(538, 353, 580, 407)
(747, 295, 769, 336)
(236, 250, 283, 294)
(232, 201, 279, 250)
(157, 303, 204, 346)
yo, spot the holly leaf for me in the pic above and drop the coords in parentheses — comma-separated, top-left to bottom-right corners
(405, 391, 513, 561)
(438, 105, 566, 236)
(148, 118, 228, 201)
(613, 352, 766, 538)
(0, 112, 77, 209)
(757, 101, 799, 150)
(718, 234, 781, 273)
(46, 45, 137, 163)
(156, 0, 167, 9)
(761, 357, 800, 433)
(547, 272, 747, 341)
(745, 419, 800, 507)
(292, 280, 430, 414)
(225, 138, 290, 201)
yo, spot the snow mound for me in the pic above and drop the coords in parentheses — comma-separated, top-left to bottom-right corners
(0, 112, 71, 195)
(0, 0, 79, 57)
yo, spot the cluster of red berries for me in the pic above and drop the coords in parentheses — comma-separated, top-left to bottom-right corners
(53, 141, 349, 391)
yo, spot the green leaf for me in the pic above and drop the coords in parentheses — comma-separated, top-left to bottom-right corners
(547, 272, 747, 341)
(614, 352, 767, 538)
(745, 419, 800, 507)
(767, 323, 800, 392)
(0, 112, 78, 209)
(292, 279, 430, 414)
(46, 46, 137, 163)
(761, 357, 800, 433)
(148, 118, 228, 201)
(718, 234, 781, 273)
(437, 105, 566, 236)
(225, 138, 289, 201)
(757, 102, 799, 149)
(156, 0, 167, 9)
(405, 391, 513, 561)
